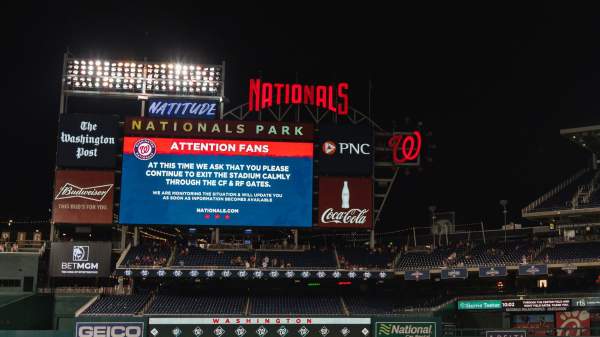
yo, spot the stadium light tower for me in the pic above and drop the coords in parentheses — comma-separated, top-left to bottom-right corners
(59, 56, 225, 116)
(428, 205, 437, 248)
(500, 200, 508, 242)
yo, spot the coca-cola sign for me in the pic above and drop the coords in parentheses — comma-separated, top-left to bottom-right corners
(321, 208, 369, 225)
(318, 177, 372, 228)
(52, 170, 115, 224)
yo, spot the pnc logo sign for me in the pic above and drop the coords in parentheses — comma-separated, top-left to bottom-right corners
(322, 141, 371, 156)
(322, 141, 337, 155)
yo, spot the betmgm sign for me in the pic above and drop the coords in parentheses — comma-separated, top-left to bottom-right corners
(49, 242, 111, 277)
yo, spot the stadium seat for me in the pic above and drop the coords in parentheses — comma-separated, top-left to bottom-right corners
(81, 295, 149, 316)
(249, 296, 343, 315)
(148, 295, 246, 315)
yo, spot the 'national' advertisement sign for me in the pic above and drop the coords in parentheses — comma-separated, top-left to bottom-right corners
(52, 170, 115, 224)
(57, 113, 119, 168)
(50, 241, 111, 277)
(317, 177, 372, 229)
(119, 137, 313, 227)
(375, 322, 437, 337)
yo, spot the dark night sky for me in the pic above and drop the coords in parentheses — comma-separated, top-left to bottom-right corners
(3, 3, 599, 229)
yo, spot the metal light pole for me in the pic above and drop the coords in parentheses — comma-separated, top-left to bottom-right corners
(500, 200, 508, 243)
(428, 205, 437, 248)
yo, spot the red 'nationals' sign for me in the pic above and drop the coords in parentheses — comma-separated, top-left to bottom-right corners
(248, 79, 349, 115)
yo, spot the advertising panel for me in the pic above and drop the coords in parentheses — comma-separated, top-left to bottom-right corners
(375, 321, 437, 337)
(56, 113, 119, 168)
(485, 331, 526, 337)
(458, 300, 502, 311)
(76, 321, 144, 337)
(403, 270, 430, 281)
(124, 118, 314, 141)
(556, 311, 590, 336)
(52, 170, 114, 224)
(511, 314, 553, 337)
(479, 266, 508, 278)
(148, 317, 371, 337)
(317, 177, 372, 229)
(518, 264, 548, 276)
(147, 98, 218, 119)
(117, 268, 390, 280)
(50, 242, 112, 277)
(441, 268, 468, 280)
(119, 137, 313, 227)
(317, 124, 373, 175)
(502, 299, 570, 312)
(572, 297, 600, 308)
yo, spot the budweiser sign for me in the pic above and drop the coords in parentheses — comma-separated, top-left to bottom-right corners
(318, 177, 372, 229)
(52, 170, 115, 224)
(55, 183, 113, 202)
(321, 208, 369, 225)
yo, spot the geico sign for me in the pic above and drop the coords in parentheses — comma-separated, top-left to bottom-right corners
(77, 324, 142, 337)
(322, 141, 371, 155)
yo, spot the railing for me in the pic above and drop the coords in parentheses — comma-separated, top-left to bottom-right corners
(115, 243, 131, 268)
(522, 167, 589, 214)
(0, 241, 45, 254)
(207, 243, 252, 250)
(38, 286, 130, 295)
(444, 327, 595, 337)
(258, 243, 309, 250)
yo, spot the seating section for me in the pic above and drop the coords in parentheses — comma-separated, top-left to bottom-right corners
(249, 296, 343, 315)
(148, 295, 246, 315)
(255, 250, 337, 269)
(173, 248, 254, 267)
(122, 241, 171, 267)
(81, 295, 149, 316)
(338, 248, 396, 269)
(395, 248, 460, 270)
(539, 242, 600, 263)
(344, 296, 397, 314)
(457, 241, 543, 267)
(344, 295, 450, 314)
(119, 238, 600, 271)
(79, 293, 456, 316)
(530, 170, 596, 212)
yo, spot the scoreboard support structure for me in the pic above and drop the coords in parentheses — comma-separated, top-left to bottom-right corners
(52, 53, 420, 249)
